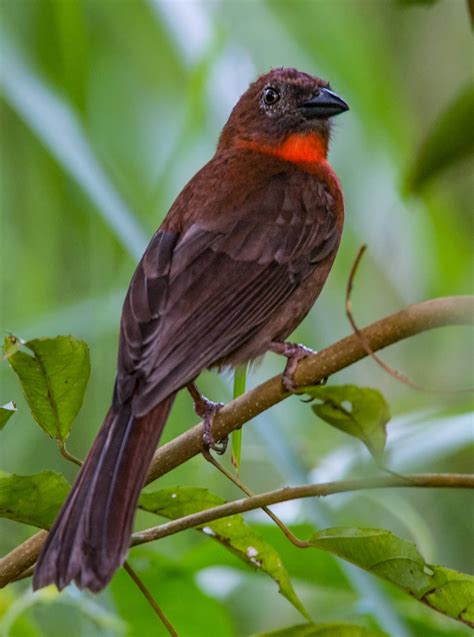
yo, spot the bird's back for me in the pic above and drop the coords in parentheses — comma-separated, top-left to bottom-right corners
(116, 149, 343, 416)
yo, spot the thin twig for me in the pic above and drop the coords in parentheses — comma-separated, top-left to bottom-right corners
(345, 247, 473, 393)
(346, 245, 426, 390)
(56, 439, 82, 467)
(123, 561, 178, 636)
(6, 472, 474, 586)
(131, 472, 474, 547)
(203, 449, 309, 548)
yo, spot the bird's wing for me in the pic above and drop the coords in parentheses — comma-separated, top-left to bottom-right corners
(117, 171, 339, 415)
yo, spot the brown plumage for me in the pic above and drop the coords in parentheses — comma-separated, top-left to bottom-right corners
(33, 67, 348, 592)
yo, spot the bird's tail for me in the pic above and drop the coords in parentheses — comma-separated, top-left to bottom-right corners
(33, 396, 175, 592)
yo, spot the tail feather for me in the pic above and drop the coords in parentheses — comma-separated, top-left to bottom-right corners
(33, 396, 175, 592)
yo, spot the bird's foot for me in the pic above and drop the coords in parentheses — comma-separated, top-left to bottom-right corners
(187, 383, 227, 454)
(269, 341, 318, 393)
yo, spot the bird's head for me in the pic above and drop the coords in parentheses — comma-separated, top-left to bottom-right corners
(218, 67, 349, 163)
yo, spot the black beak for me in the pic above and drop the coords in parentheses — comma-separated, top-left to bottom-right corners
(300, 88, 349, 119)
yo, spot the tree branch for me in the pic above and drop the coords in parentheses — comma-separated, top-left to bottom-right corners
(131, 473, 474, 547)
(145, 295, 473, 482)
(0, 295, 472, 588)
(8, 472, 474, 586)
(0, 531, 48, 587)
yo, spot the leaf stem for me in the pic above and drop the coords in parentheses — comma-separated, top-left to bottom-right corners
(56, 439, 82, 467)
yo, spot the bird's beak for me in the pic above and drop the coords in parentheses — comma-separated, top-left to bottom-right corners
(300, 88, 349, 119)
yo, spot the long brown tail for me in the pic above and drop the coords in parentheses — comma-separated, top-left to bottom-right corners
(33, 396, 175, 592)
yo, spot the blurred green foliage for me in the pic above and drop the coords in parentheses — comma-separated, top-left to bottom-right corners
(0, 0, 473, 635)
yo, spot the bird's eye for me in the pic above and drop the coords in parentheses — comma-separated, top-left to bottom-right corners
(263, 87, 280, 105)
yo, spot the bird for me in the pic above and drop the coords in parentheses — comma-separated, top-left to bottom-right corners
(33, 67, 349, 593)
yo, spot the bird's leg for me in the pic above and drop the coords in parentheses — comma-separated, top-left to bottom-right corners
(186, 382, 227, 454)
(269, 341, 321, 393)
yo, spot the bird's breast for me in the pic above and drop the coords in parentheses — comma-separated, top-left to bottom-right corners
(233, 135, 344, 225)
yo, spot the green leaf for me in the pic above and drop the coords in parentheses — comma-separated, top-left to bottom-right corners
(304, 385, 389, 461)
(5, 335, 90, 440)
(139, 486, 309, 620)
(405, 83, 474, 192)
(231, 364, 247, 472)
(309, 527, 474, 627)
(0, 401, 16, 430)
(0, 470, 70, 528)
(184, 522, 351, 591)
(255, 623, 387, 636)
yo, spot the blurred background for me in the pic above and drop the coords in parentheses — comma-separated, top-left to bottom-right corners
(0, 1, 473, 635)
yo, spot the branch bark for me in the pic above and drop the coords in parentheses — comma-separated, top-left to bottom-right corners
(0, 530, 48, 587)
(0, 295, 472, 588)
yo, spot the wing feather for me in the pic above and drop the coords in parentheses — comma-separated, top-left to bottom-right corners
(116, 170, 339, 415)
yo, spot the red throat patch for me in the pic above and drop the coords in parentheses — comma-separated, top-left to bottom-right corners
(237, 133, 328, 165)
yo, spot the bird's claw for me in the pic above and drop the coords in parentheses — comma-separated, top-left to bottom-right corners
(187, 383, 227, 453)
(200, 399, 227, 454)
(270, 341, 317, 393)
